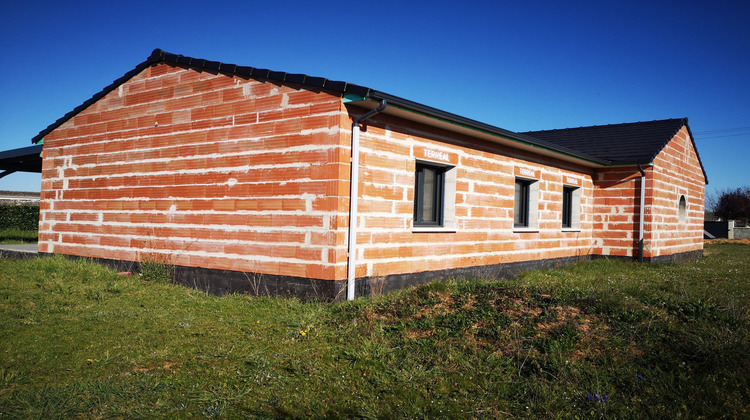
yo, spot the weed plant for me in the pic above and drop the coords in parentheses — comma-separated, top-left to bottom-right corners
(139, 259, 175, 284)
(0, 243, 748, 418)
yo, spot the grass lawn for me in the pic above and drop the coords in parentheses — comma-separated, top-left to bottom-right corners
(0, 229, 37, 245)
(0, 242, 748, 418)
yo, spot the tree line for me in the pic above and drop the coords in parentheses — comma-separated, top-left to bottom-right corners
(706, 186, 750, 225)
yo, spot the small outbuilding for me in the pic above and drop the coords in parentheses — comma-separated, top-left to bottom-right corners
(19, 49, 707, 299)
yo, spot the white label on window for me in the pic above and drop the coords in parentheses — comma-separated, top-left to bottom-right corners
(424, 149, 450, 162)
(519, 167, 535, 177)
(565, 176, 579, 185)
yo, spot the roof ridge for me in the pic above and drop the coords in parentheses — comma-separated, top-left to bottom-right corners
(147, 48, 372, 97)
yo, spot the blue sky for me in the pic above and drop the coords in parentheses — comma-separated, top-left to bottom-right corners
(1, 0, 748, 197)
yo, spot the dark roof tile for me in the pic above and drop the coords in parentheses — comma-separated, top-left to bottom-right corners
(522, 118, 708, 182)
(251, 68, 270, 79)
(175, 55, 191, 66)
(218, 63, 236, 73)
(521, 119, 687, 164)
(324, 80, 346, 91)
(285, 73, 306, 84)
(305, 76, 326, 88)
(267, 70, 285, 80)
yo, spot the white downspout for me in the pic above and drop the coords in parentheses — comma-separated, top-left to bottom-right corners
(347, 100, 387, 301)
(637, 164, 646, 263)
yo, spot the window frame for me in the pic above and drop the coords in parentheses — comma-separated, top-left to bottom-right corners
(678, 195, 687, 223)
(514, 179, 531, 228)
(561, 184, 582, 231)
(414, 163, 446, 227)
(562, 186, 575, 228)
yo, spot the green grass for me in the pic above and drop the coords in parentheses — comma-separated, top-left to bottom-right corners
(0, 243, 748, 418)
(0, 228, 37, 244)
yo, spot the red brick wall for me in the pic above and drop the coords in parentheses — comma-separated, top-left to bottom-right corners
(591, 167, 644, 257)
(349, 109, 596, 279)
(590, 127, 705, 258)
(39, 63, 348, 280)
(39, 64, 705, 285)
(647, 127, 705, 257)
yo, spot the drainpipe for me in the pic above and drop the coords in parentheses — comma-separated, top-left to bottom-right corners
(637, 164, 646, 263)
(347, 100, 387, 300)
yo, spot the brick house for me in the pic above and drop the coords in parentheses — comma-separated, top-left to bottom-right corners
(22, 49, 706, 299)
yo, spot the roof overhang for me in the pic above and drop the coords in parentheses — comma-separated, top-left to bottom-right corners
(345, 96, 611, 169)
(0, 145, 43, 177)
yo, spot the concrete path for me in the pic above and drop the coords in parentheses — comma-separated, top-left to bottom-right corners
(0, 244, 39, 258)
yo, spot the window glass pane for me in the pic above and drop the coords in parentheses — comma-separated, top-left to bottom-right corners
(421, 167, 436, 222)
(414, 164, 445, 226)
(562, 187, 573, 228)
(678, 196, 687, 223)
(514, 180, 528, 226)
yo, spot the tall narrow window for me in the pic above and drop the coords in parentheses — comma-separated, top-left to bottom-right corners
(414, 163, 445, 226)
(514, 179, 531, 227)
(678, 195, 687, 223)
(562, 186, 575, 228)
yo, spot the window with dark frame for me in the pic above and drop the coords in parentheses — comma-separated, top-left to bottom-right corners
(414, 163, 445, 226)
(562, 186, 575, 228)
(514, 179, 530, 227)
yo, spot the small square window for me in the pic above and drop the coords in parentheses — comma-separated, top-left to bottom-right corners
(414, 163, 445, 226)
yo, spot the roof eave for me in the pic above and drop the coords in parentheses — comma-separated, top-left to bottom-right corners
(349, 94, 611, 168)
(0, 145, 43, 173)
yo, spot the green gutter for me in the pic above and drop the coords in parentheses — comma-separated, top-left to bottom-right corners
(343, 93, 367, 103)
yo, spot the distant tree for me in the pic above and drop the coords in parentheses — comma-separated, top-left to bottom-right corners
(705, 190, 720, 221)
(711, 187, 750, 225)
